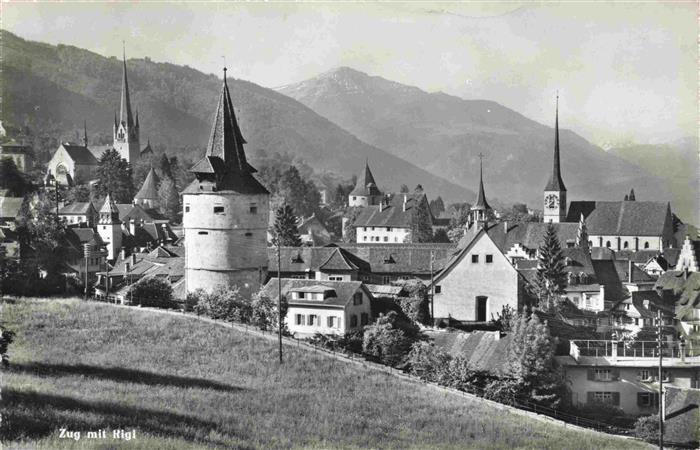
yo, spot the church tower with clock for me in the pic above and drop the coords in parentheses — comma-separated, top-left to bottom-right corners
(543, 96, 567, 223)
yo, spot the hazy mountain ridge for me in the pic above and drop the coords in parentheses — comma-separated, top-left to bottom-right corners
(278, 67, 682, 218)
(1, 31, 473, 202)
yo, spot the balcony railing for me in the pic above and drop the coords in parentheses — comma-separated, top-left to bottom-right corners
(570, 340, 695, 360)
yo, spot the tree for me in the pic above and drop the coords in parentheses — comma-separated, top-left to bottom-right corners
(410, 195, 433, 243)
(429, 196, 445, 217)
(399, 184, 410, 193)
(271, 204, 301, 247)
(64, 184, 91, 204)
(193, 285, 252, 323)
(395, 279, 430, 325)
(506, 313, 564, 409)
(634, 415, 659, 443)
(129, 277, 174, 308)
(251, 290, 288, 332)
(278, 166, 321, 218)
(0, 326, 15, 368)
(432, 228, 450, 243)
(533, 223, 567, 310)
(158, 153, 173, 179)
(158, 176, 180, 222)
(94, 149, 134, 203)
(0, 158, 32, 196)
(362, 311, 421, 367)
(342, 207, 361, 243)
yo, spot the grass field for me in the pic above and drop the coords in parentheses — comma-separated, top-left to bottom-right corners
(1, 298, 648, 449)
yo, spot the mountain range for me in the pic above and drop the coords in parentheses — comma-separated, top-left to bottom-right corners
(1, 31, 472, 202)
(278, 67, 685, 218)
(3, 30, 692, 221)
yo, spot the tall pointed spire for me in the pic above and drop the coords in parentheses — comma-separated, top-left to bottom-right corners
(350, 158, 380, 197)
(473, 153, 490, 210)
(204, 66, 251, 172)
(545, 93, 566, 191)
(119, 41, 134, 128)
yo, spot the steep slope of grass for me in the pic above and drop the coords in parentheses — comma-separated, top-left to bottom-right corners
(1, 299, 647, 449)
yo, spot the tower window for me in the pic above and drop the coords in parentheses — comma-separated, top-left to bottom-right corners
(245, 232, 253, 237)
(249, 204, 258, 214)
(213, 206, 224, 214)
(198, 231, 208, 235)
(185, 206, 190, 213)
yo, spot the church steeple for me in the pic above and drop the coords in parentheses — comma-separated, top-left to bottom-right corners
(470, 153, 491, 227)
(119, 42, 134, 128)
(113, 42, 140, 164)
(543, 94, 568, 223)
(83, 120, 88, 147)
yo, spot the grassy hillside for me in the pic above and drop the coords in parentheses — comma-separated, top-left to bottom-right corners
(1, 299, 646, 450)
(1, 30, 473, 203)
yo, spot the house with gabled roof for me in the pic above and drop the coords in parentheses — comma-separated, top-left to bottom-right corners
(353, 191, 432, 244)
(261, 278, 373, 336)
(47, 140, 99, 186)
(266, 246, 371, 282)
(58, 202, 98, 227)
(677, 235, 700, 272)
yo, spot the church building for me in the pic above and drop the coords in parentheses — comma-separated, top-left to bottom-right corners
(182, 68, 270, 297)
(349, 160, 382, 207)
(112, 46, 141, 164)
(543, 96, 567, 224)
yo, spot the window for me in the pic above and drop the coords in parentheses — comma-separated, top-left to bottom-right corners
(361, 313, 369, 326)
(394, 237, 398, 242)
(103, 226, 107, 230)
(353, 196, 357, 201)
(594, 369, 612, 381)
(298, 292, 305, 299)
(638, 392, 659, 407)
(606, 241, 611, 248)
(185, 205, 190, 213)
(245, 232, 253, 237)
(592, 392, 614, 404)
(327, 316, 335, 327)
(363, 227, 367, 232)
(382, 276, 391, 284)
(353, 292, 363, 305)
(290, 275, 306, 279)
(329, 276, 343, 281)
(623, 241, 629, 249)
(307, 314, 318, 326)
(471, 254, 479, 263)
(637, 369, 651, 381)
(214, 206, 224, 214)
(485, 254, 493, 263)
(644, 242, 650, 249)
(350, 315, 358, 327)
(198, 231, 208, 235)
(383, 236, 388, 242)
(434, 285, 441, 294)
(295, 314, 305, 325)
(249, 204, 257, 214)
(387, 227, 392, 232)
(363, 236, 367, 242)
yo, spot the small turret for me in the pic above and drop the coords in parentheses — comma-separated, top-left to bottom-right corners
(469, 153, 491, 228)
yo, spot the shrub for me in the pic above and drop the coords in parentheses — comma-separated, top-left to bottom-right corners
(362, 311, 419, 367)
(482, 378, 525, 406)
(444, 356, 479, 391)
(634, 414, 659, 442)
(194, 285, 252, 322)
(395, 279, 430, 325)
(184, 289, 205, 313)
(251, 291, 287, 332)
(407, 342, 451, 382)
(0, 327, 15, 368)
(129, 277, 175, 308)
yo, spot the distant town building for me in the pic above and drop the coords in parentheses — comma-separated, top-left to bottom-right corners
(348, 160, 382, 207)
(47, 140, 99, 186)
(261, 278, 373, 337)
(297, 213, 332, 246)
(58, 202, 98, 228)
(353, 192, 432, 243)
(97, 194, 122, 260)
(0, 196, 23, 229)
(0, 142, 33, 173)
(677, 235, 700, 272)
(182, 68, 270, 297)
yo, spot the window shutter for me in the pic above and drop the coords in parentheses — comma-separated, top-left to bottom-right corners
(611, 368, 620, 381)
(586, 392, 594, 404)
(612, 392, 620, 406)
(587, 369, 594, 381)
(637, 393, 644, 406)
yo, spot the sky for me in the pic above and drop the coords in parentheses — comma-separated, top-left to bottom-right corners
(2, 1, 697, 146)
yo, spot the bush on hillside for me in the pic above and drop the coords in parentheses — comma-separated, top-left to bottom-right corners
(634, 414, 659, 442)
(0, 327, 15, 368)
(193, 285, 252, 322)
(395, 279, 430, 325)
(363, 311, 420, 367)
(251, 291, 288, 332)
(129, 277, 175, 308)
(482, 378, 525, 406)
(407, 341, 452, 382)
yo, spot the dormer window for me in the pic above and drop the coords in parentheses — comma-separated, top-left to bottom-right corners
(383, 255, 396, 264)
(291, 253, 304, 263)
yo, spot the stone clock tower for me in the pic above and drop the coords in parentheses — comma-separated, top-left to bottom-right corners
(543, 96, 567, 223)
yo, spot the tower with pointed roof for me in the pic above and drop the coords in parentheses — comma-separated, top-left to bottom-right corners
(543, 95, 567, 223)
(349, 159, 382, 207)
(469, 153, 491, 228)
(134, 167, 160, 210)
(97, 194, 123, 260)
(113, 44, 140, 164)
(182, 67, 270, 297)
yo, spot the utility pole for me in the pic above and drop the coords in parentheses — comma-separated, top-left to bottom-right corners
(657, 309, 664, 450)
(105, 250, 110, 303)
(277, 237, 283, 364)
(429, 250, 435, 326)
(83, 243, 92, 301)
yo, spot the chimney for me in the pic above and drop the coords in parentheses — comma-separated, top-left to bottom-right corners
(503, 221, 508, 234)
(131, 253, 137, 265)
(129, 219, 137, 236)
(628, 259, 633, 283)
(402, 194, 408, 212)
(120, 248, 127, 261)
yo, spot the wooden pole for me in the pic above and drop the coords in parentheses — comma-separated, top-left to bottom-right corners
(277, 237, 283, 364)
(657, 309, 664, 450)
(430, 250, 435, 325)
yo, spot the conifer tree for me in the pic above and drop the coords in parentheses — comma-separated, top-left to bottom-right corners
(410, 194, 433, 243)
(272, 204, 302, 247)
(94, 149, 134, 203)
(534, 223, 567, 310)
(158, 176, 180, 222)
